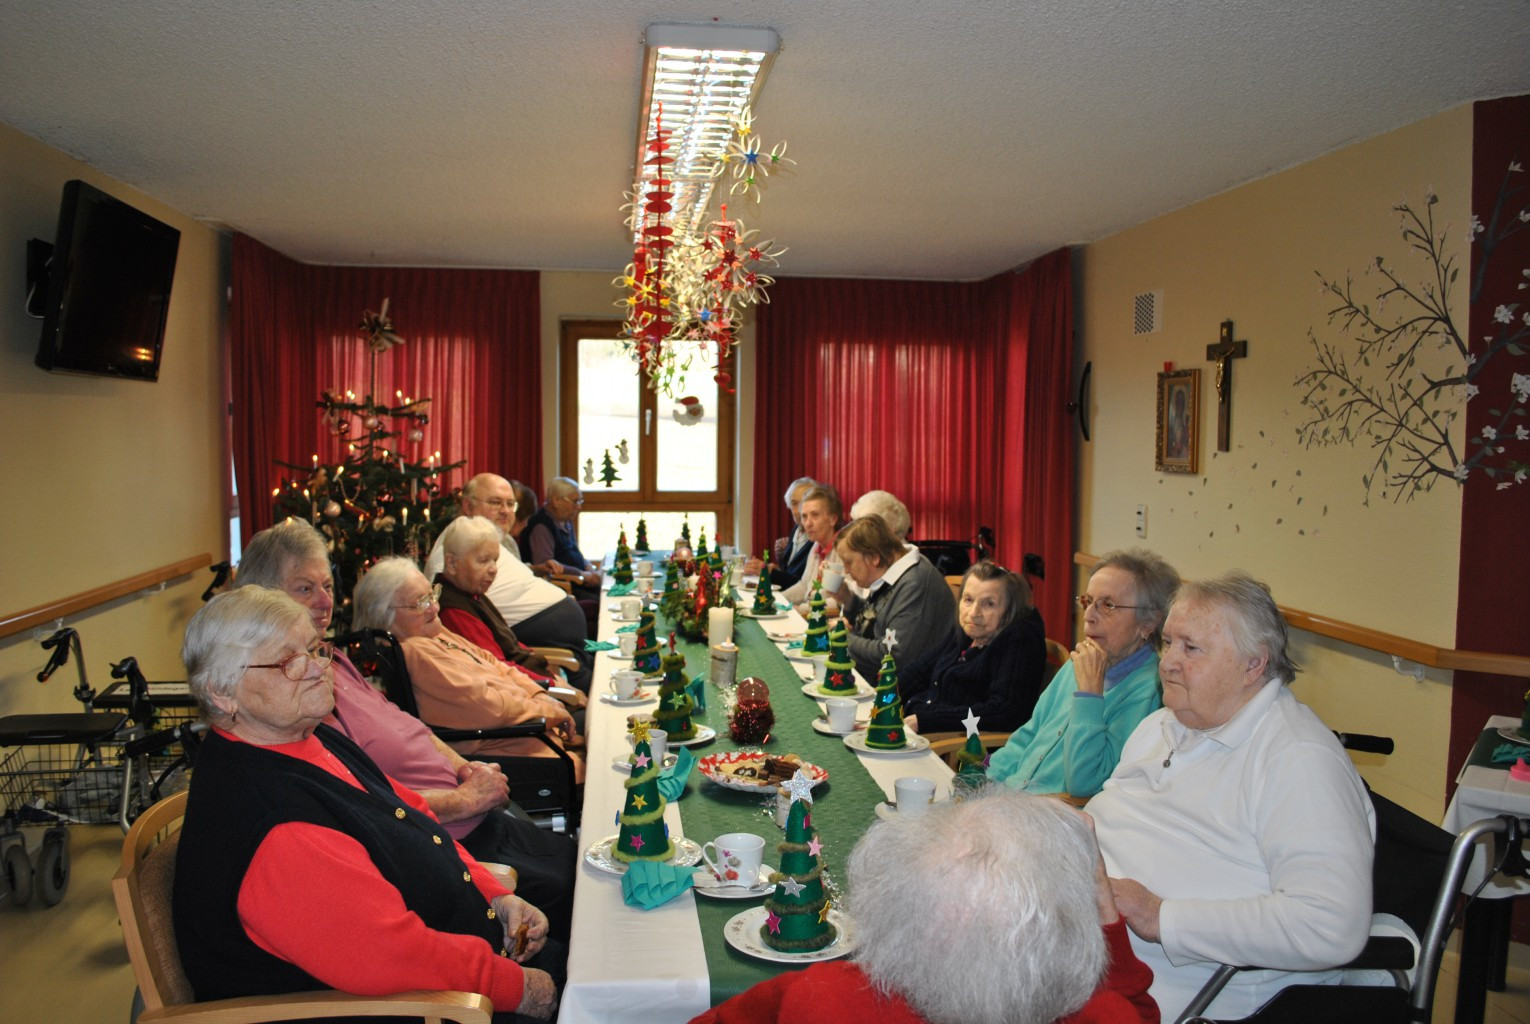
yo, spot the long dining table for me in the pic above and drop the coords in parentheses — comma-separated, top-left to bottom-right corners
(558, 573, 956, 1024)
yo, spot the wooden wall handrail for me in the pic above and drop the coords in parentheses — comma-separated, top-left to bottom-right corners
(0, 554, 213, 641)
(1073, 551, 1530, 680)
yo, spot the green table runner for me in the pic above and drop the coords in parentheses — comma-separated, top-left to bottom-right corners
(666, 616, 885, 1004)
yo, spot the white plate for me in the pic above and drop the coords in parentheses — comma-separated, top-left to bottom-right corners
(800, 680, 874, 702)
(739, 609, 788, 619)
(697, 752, 829, 791)
(668, 724, 718, 747)
(766, 631, 801, 643)
(693, 864, 776, 900)
(598, 690, 658, 707)
(722, 905, 855, 964)
(584, 834, 702, 876)
(843, 730, 932, 756)
(611, 752, 679, 774)
(603, 650, 636, 662)
(810, 716, 866, 736)
(1496, 727, 1530, 746)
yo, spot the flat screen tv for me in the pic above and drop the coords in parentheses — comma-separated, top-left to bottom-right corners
(33, 179, 181, 382)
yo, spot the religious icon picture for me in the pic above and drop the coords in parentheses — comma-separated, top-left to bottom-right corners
(1156, 369, 1199, 474)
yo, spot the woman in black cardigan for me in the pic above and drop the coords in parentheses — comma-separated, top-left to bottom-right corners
(900, 562, 1048, 736)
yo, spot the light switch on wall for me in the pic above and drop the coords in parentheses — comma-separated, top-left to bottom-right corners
(1135, 504, 1147, 538)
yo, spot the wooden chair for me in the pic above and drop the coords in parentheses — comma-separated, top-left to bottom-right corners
(944, 575, 963, 604)
(112, 790, 492, 1024)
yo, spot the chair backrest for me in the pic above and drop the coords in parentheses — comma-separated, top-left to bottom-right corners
(944, 575, 963, 604)
(1045, 638, 1069, 668)
(112, 789, 194, 1011)
(337, 629, 420, 717)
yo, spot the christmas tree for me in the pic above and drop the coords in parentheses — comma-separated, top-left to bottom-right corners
(632, 608, 661, 675)
(762, 771, 837, 952)
(802, 579, 830, 655)
(680, 515, 692, 547)
(634, 516, 650, 554)
(819, 620, 857, 696)
(694, 528, 710, 561)
(864, 631, 907, 750)
(751, 551, 777, 615)
(613, 527, 634, 584)
(599, 448, 620, 487)
(613, 719, 675, 864)
(654, 632, 698, 740)
(951, 709, 988, 799)
(659, 556, 689, 622)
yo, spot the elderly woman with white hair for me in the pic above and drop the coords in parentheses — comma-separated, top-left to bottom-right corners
(1090, 572, 1375, 1020)
(352, 557, 584, 777)
(172, 586, 558, 1018)
(848, 489, 911, 541)
(435, 514, 593, 693)
(690, 789, 1157, 1024)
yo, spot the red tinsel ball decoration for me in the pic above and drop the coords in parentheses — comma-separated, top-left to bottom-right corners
(729, 699, 774, 745)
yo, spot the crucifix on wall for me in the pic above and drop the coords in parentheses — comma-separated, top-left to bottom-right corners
(1205, 320, 1248, 452)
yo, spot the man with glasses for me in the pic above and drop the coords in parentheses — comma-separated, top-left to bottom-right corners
(521, 477, 602, 596)
(424, 473, 595, 652)
(985, 549, 1179, 800)
(235, 519, 578, 937)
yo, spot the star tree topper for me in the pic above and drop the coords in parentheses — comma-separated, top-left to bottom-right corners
(962, 708, 982, 738)
(781, 768, 816, 806)
(881, 628, 899, 655)
(630, 718, 653, 743)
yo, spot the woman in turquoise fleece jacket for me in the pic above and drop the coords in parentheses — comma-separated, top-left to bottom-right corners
(987, 549, 1179, 798)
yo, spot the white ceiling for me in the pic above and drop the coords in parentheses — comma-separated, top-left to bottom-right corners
(3, 0, 1528, 281)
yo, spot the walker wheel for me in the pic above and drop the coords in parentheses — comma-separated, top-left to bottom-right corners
(38, 830, 69, 907)
(2, 842, 33, 907)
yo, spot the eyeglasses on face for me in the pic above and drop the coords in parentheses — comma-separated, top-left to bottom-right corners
(393, 583, 443, 612)
(478, 497, 517, 511)
(250, 641, 335, 681)
(1075, 594, 1141, 615)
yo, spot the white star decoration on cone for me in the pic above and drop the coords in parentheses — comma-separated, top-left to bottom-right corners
(779, 876, 805, 897)
(881, 628, 899, 654)
(781, 768, 816, 805)
(962, 708, 982, 738)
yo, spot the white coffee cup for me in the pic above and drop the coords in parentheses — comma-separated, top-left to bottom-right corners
(702, 832, 765, 885)
(893, 776, 936, 818)
(629, 727, 668, 765)
(620, 596, 642, 619)
(635, 576, 654, 595)
(821, 566, 844, 593)
(609, 669, 643, 700)
(635, 560, 654, 577)
(618, 633, 638, 657)
(825, 698, 858, 732)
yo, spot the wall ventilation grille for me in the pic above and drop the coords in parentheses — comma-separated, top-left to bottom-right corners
(1133, 290, 1163, 335)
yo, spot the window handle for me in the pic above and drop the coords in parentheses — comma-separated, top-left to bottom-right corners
(644, 409, 652, 436)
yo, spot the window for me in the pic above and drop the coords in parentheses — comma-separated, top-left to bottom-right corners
(559, 319, 735, 558)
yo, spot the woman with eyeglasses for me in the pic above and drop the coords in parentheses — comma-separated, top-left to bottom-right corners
(986, 548, 1179, 799)
(352, 557, 584, 776)
(174, 586, 559, 1018)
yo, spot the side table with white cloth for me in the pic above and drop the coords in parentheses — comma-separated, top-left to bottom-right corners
(558, 578, 954, 1024)
(1442, 713, 1530, 1024)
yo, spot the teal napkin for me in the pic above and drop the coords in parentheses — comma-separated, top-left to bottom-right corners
(616, 623, 639, 634)
(1492, 742, 1528, 764)
(657, 747, 696, 802)
(686, 674, 707, 711)
(620, 858, 695, 909)
(785, 639, 803, 651)
(608, 581, 637, 596)
(584, 639, 618, 652)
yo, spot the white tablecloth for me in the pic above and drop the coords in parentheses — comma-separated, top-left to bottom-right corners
(558, 592, 953, 1024)
(1442, 714, 1530, 897)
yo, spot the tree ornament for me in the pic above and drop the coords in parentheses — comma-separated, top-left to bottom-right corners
(583, 458, 595, 485)
(613, 726, 675, 864)
(407, 428, 424, 442)
(600, 448, 621, 487)
(617, 438, 631, 464)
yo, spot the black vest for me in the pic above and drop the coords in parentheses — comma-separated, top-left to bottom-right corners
(521, 508, 587, 570)
(172, 725, 504, 1001)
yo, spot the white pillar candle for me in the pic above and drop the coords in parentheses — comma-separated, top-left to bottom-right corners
(708, 607, 734, 647)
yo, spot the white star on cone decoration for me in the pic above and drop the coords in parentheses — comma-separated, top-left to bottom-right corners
(781, 768, 816, 805)
(881, 628, 899, 654)
(779, 876, 805, 897)
(962, 708, 982, 738)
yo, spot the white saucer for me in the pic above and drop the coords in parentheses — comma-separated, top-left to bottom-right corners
(766, 631, 801, 643)
(604, 651, 635, 662)
(740, 609, 788, 619)
(801, 680, 874, 702)
(1497, 727, 1530, 746)
(584, 835, 702, 876)
(667, 724, 718, 747)
(875, 800, 937, 821)
(599, 690, 657, 707)
(608, 613, 642, 623)
(693, 864, 776, 900)
(811, 717, 865, 736)
(843, 730, 932, 756)
(611, 752, 679, 774)
(722, 905, 855, 964)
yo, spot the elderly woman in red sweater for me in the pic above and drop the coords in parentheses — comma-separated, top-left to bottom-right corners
(173, 586, 557, 1018)
(691, 789, 1157, 1024)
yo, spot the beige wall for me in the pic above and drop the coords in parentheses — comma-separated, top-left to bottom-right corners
(1077, 105, 1473, 819)
(538, 271, 757, 549)
(0, 123, 227, 717)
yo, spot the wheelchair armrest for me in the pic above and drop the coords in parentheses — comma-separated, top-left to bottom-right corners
(528, 646, 581, 671)
(1338, 934, 1416, 972)
(429, 717, 551, 744)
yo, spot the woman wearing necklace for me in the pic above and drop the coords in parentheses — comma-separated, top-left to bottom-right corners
(353, 558, 584, 779)
(1087, 573, 1374, 1021)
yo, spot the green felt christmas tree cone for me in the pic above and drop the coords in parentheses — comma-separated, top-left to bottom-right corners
(632, 608, 662, 676)
(654, 633, 697, 740)
(802, 579, 830, 654)
(695, 528, 710, 561)
(634, 516, 650, 554)
(613, 721, 675, 863)
(819, 620, 857, 695)
(613, 527, 633, 584)
(751, 551, 777, 614)
(762, 785, 836, 952)
(951, 709, 989, 799)
(680, 515, 692, 546)
(660, 558, 687, 622)
(864, 649, 909, 750)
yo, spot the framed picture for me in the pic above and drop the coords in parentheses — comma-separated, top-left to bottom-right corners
(1156, 369, 1199, 474)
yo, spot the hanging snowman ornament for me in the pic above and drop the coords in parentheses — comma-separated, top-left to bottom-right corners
(672, 396, 705, 426)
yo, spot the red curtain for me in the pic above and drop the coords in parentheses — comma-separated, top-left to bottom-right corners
(230, 234, 541, 543)
(752, 249, 1075, 639)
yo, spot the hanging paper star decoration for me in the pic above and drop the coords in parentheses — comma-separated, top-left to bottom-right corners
(962, 708, 982, 738)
